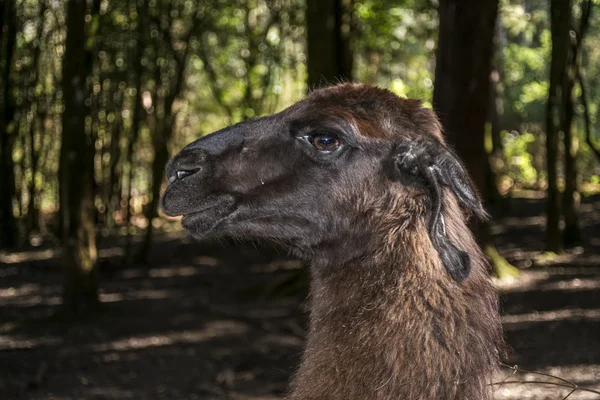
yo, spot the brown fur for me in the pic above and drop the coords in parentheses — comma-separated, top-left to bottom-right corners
(289, 194, 501, 400)
(163, 83, 504, 400)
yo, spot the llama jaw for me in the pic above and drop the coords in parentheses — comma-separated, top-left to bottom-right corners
(177, 195, 236, 238)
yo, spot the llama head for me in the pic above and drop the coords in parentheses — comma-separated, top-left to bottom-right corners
(162, 83, 486, 281)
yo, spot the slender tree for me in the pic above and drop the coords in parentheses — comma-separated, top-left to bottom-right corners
(198, 1, 292, 120)
(486, 15, 506, 209)
(124, 0, 148, 259)
(0, 0, 19, 248)
(25, 0, 49, 234)
(306, 0, 353, 88)
(545, 0, 572, 253)
(137, 3, 200, 262)
(562, 0, 591, 246)
(578, 51, 600, 164)
(433, 0, 498, 211)
(59, 0, 101, 316)
(432, 0, 517, 277)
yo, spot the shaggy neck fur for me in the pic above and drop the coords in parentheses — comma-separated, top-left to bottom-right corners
(288, 200, 502, 400)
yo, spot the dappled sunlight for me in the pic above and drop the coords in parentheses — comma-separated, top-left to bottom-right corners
(534, 247, 586, 266)
(99, 293, 124, 303)
(9, 295, 62, 307)
(494, 271, 547, 292)
(119, 263, 218, 280)
(0, 249, 58, 264)
(508, 190, 547, 200)
(0, 0, 598, 397)
(116, 289, 172, 300)
(491, 216, 545, 233)
(502, 308, 600, 329)
(98, 246, 125, 258)
(149, 266, 201, 278)
(248, 259, 303, 273)
(256, 333, 303, 349)
(0, 321, 21, 334)
(99, 288, 181, 304)
(0, 286, 183, 308)
(1, 294, 61, 308)
(121, 269, 146, 279)
(208, 301, 302, 321)
(100, 351, 140, 364)
(194, 256, 220, 267)
(91, 320, 249, 352)
(580, 202, 600, 213)
(493, 365, 600, 400)
(545, 266, 600, 276)
(496, 270, 600, 294)
(0, 283, 41, 298)
(537, 277, 600, 292)
(0, 335, 62, 351)
(0, 283, 62, 307)
(86, 387, 135, 399)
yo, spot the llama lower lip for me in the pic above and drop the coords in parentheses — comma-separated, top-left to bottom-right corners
(180, 197, 236, 236)
(181, 209, 220, 237)
(182, 205, 220, 222)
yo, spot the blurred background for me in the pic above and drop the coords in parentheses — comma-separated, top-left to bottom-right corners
(1, 0, 599, 399)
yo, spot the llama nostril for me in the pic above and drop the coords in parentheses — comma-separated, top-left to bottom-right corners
(173, 168, 200, 182)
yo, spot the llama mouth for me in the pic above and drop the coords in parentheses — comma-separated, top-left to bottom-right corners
(162, 180, 224, 218)
(179, 197, 236, 237)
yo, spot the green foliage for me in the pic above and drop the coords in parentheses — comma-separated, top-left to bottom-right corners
(502, 131, 538, 188)
(3, 0, 600, 245)
(500, 1, 550, 129)
(186, 0, 306, 131)
(353, 0, 437, 100)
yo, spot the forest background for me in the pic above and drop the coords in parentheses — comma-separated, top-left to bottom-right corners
(1, 0, 600, 398)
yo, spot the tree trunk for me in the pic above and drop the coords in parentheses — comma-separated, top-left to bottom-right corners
(26, 0, 48, 235)
(562, 0, 591, 247)
(137, 77, 187, 262)
(138, 121, 169, 262)
(27, 106, 41, 234)
(561, 69, 580, 246)
(106, 86, 124, 231)
(335, 0, 353, 80)
(124, 0, 148, 260)
(59, 0, 100, 316)
(137, 10, 196, 263)
(433, 0, 498, 215)
(545, 0, 572, 253)
(486, 19, 504, 210)
(432, 0, 517, 278)
(577, 61, 600, 163)
(306, 0, 353, 89)
(0, 0, 18, 249)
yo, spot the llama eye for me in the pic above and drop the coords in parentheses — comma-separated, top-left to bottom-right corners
(310, 134, 340, 152)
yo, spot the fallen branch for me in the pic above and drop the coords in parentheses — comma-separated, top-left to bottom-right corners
(490, 363, 600, 399)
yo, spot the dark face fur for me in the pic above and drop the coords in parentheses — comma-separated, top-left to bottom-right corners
(162, 84, 485, 281)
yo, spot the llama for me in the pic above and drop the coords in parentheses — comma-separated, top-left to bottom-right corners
(162, 83, 504, 400)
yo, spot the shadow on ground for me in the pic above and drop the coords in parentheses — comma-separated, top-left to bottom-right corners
(1, 195, 599, 399)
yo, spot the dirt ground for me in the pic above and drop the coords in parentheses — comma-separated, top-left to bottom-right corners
(1, 195, 599, 400)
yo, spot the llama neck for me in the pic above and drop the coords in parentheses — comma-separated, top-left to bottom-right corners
(288, 234, 501, 400)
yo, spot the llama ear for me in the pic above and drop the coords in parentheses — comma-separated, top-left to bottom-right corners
(429, 149, 488, 220)
(393, 140, 487, 282)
